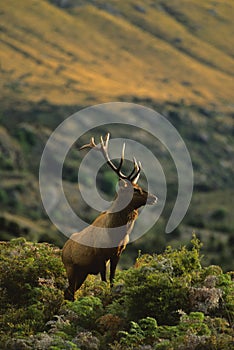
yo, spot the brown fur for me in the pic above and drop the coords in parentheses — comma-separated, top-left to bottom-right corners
(62, 180, 157, 301)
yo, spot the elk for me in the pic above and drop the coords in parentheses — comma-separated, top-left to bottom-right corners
(62, 133, 157, 301)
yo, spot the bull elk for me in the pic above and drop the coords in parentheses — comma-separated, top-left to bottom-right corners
(62, 133, 157, 300)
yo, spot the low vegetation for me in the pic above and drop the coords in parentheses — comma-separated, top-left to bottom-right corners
(0, 0, 233, 272)
(1, 235, 233, 349)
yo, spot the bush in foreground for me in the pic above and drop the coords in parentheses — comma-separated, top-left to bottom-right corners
(0, 238, 66, 342)
(0, 235, 233, 349)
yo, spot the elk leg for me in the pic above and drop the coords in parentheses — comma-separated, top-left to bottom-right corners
(74, 270, 88, 293)
(64, 265, 76, 301)
(100, 262, 107, 282)
(110, 256, 120, 286)
(64, 286, 75, 301)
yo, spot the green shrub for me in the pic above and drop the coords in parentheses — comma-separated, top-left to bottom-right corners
(1, 236, 233, 350)
(65, 296, 104, 329)
(0, 238, 66, 340)
(116, 312, 233, 350)
(122, 267, 190, 325)
(211, 208, 228, 221)
(114, 235, 203, 325)
(14, 126, 36, 153)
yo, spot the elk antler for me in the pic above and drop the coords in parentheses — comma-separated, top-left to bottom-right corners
(80, 133, 141, 184)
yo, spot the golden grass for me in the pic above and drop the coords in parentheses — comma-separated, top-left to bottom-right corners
(0, 0, 233, 108)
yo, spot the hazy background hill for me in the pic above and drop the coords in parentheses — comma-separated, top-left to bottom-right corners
(0, 0, 233, 270)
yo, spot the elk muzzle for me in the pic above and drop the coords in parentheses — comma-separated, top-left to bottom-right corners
(147, 193, 158, 205)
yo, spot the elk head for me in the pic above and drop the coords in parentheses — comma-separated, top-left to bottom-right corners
(80, 133, 157, 214)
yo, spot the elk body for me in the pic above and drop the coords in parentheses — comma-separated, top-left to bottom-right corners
(62, 134, 157, 301)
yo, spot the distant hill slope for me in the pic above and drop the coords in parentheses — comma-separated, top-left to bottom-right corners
(0, 0, 234, 108)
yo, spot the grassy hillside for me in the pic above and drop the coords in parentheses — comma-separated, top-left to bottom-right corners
(0, 0, 234, 108)
(0, 0, 233, 271)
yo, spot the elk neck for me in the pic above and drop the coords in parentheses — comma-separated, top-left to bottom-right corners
(105, 196, 139, 228)
(92, 199, 139, 229)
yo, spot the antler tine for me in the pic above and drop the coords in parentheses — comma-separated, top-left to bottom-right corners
(80, 136, 97, 150)
(80, 133, 141, 183)
(90, 137, 97, 147)
(131, 160, 142, 184)
(80, 133, 119, 175)
(100, 133, 110, 149)
(117, 142, 125, 172)
(100, 134, 119, 173)
(127, 157, 139, 180)
(105, 132, 110, 145)
(100, 134, 131, 179)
